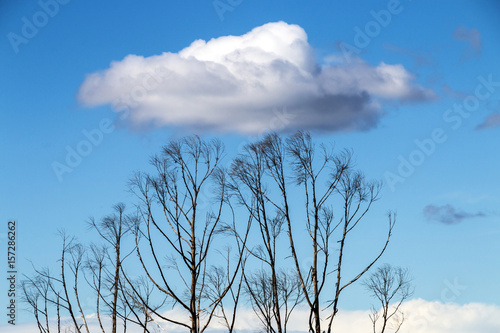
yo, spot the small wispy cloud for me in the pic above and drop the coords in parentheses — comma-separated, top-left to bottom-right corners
(77, 22, 435, 135)
(384, 44, 436, 68)
(442, 84, 469, 100)
(476, 113, 500, 130)
(453, 25, 482, 60)
(423, 204, 487, 225)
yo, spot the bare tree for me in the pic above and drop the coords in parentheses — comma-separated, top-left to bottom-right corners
(230, 132, 395, 333)
(55, 233, 89, 333)
(86, 244, 108, 333)
(21, 274, 51, 333)
(68, 242, 90, 333)
(229, 139, 290, 333)
(22, 232, 89, 333)
(364, 264, 413, 333)
(129, 136, 247, 333)
(87, 203, 136, 333)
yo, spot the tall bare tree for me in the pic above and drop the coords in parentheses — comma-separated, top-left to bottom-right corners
(364, 264, 413, 333)
(129, 136, 247, 333)
(230, 132, 395, 333)
(87, 203, 136, 333)
(229, 138, 309, 333)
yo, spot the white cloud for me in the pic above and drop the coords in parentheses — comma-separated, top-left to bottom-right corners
(6, 300, 500, 333)
(77, 21, 435, 134)
(398, 299, 500, 333)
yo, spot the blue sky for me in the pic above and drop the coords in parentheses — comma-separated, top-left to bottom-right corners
(1, 0, 500, 331)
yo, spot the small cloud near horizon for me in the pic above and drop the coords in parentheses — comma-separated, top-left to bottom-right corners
(77, 21, 435, 135)
(423, 204, 487, 225)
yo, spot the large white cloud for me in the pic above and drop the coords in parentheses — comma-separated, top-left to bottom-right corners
(77, 21, 435, 134)
(6, 300, 500, 333)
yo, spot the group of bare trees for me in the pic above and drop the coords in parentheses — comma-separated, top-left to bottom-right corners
(23, 132, 412, 333)
(22, 205, 166, 333)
